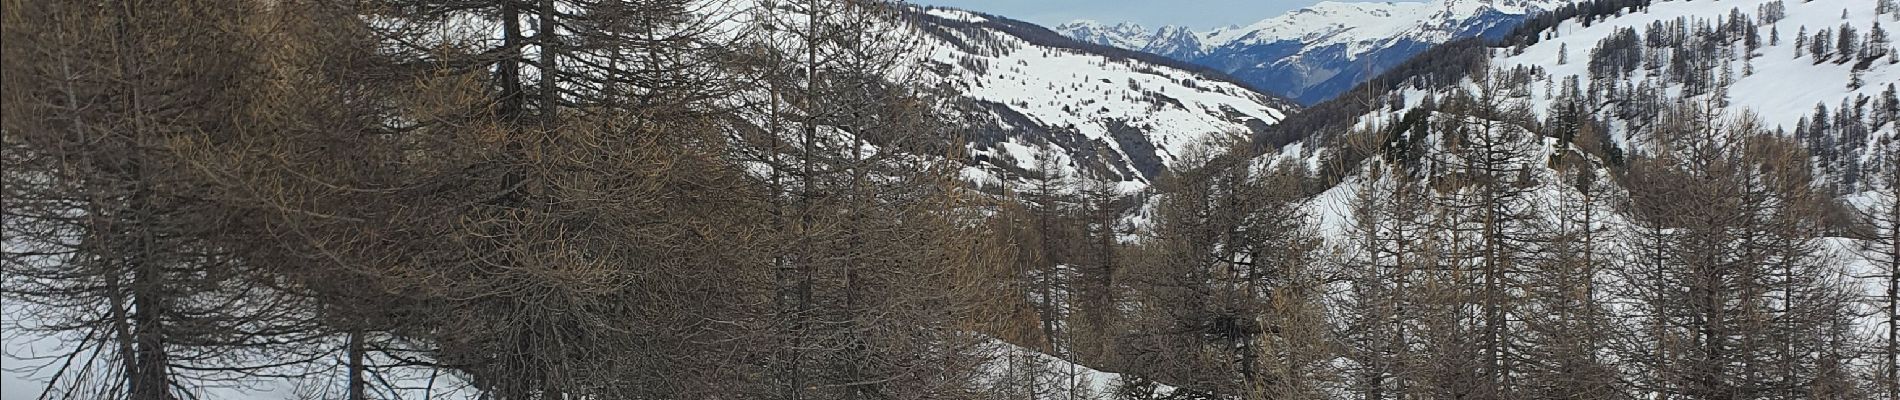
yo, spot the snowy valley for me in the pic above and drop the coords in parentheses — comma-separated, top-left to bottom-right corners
(5, 0, 1900, 399)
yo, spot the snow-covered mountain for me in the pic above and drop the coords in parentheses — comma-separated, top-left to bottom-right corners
(904, 7, 1298, 184)
(1057, 0, 1570, 105)
(1054, 21, 1154, 52)
(1055, 20, 1205, 60)
(1202, 0, 1568, 104)
(711, 2, 1298, 187)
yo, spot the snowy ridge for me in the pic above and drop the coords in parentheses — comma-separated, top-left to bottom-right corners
(1057, 0, 1570, 104)
(909, 6, 1297, 185)
(1201, 0, 1567, 104)
(709, 1, 1296, 186)
(1056, 20, 1161, 52)
(1055, 20, 1205, 60)
(1204, 0, 1566, 52)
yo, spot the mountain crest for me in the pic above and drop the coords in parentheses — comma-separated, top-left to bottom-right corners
(1055, 20, 1204, 60)
(1057, 0, 1573, 104)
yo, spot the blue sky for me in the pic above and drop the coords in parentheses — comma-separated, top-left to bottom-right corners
(907, 0, 1413, 30)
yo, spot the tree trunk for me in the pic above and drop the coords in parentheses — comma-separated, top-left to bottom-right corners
(348, 329, 368, 400)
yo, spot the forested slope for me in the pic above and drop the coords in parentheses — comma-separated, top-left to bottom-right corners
(5, 1, 1899, 400)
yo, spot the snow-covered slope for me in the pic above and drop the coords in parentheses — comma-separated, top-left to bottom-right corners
(1279, 0, 1900, 166)
(908, 7, 1298, 184)
(976, 339, 1179, 400)
(1338, 0, 1900, 185)
(1203, 0, 1563, 51)
(709, 1, 1298, 186)
(1276, 0, 1900, 342)
(1057, 0, 1570, 105)
(1490, 0, 1897, 133)
(3, 303, 475, 400)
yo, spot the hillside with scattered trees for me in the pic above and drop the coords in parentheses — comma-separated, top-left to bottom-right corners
(4, 1, 1899, 400)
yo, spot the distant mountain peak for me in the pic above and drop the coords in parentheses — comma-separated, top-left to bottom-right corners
(1054, 20, 1204, 60)
(1057, 0, 1574, 104)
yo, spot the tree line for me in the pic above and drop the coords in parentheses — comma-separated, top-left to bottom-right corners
(2, 0, 1010, 398)
(5, 1, 1900, 400)
(1310, 70, 1896, 400)
(982, 68, 1900, 400)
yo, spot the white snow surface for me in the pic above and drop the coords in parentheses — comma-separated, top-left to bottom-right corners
(1327, 0, 1900, 156)
(716, 1, 1297, 187)
(913, 6, 1295, 184)
(925, 7, 988, 23)
(921, 39, 1285, 164)
(2, 304, 477, 400)
(976, 339, 1176, 400)
(1493, 0, 1900, 132)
